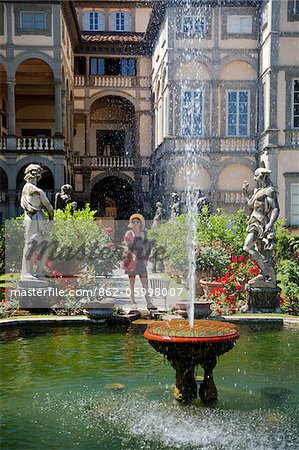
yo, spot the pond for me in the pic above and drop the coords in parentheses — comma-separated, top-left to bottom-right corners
(1, 324, 298, 449)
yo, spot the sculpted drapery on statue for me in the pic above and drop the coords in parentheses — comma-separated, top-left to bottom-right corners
(242, 167, 280, 288)
(20, 164, 54, 285)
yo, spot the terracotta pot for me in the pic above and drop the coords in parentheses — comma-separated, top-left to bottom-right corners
(200, 279, 223, 299)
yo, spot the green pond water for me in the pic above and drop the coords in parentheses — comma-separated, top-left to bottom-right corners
(0, 323, 299, 450)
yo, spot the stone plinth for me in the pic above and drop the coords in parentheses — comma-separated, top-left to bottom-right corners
(245, 286, 281, 313)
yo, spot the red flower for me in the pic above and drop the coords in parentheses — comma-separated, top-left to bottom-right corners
(47, 261, 53, 269)
(107, 242, 115, 249)
(232, 256, 237, 263)
(3, 299, 7, 303)
(236, 284, 242, 291)
(124, 235, 131, 242)
(56, 272, 63, 277)
(227, 264, 231, 269)
(104, 227, 113, 234)
(239, 255, 245, 261)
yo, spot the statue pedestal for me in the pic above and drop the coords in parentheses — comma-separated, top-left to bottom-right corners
(245, 285, 281, 313)
(16, 283, 53, 311)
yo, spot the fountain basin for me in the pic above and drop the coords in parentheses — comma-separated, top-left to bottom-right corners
(144, 320, 239, 403)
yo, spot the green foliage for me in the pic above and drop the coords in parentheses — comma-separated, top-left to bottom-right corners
(196, 246, 230, 280)
(148, 216, 189, 276)
(0, 226, 4, 275)
(278, 259, 299, 315)
(148, 210, 248, 278)
(196, 209, 248, 255)
(50, 204, 123, 276)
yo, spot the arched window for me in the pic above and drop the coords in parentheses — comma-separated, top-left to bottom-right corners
(110, 12, 131, 32)
(83, 11, 104, 31)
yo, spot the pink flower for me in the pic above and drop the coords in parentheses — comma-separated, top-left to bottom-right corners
(47, 261, 53, 269)
(104, 227, 113, 234)
(107, 242, 115, 249)
(124, 235, 131, 242)
(56, 272, 62, 277)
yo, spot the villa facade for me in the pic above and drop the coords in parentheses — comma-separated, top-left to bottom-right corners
(0, 0, 298, 229)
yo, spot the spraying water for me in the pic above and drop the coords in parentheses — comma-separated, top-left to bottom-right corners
(173, 1, 208, 327)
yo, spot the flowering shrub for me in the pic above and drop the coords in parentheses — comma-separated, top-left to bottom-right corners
(209, 255, 261, 315)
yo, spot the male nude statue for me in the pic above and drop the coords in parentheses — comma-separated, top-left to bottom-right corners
(20, 164, 54, 282)
(243, 167, 280, 288)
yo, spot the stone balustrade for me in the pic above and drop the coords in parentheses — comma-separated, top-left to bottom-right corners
(91, 156, 134, 168)
(16, 137, 55, 151)
(0, 137, 7, 151)
(73, 156, 83, 166)
(220, 138, 256, 153)
(220, 191, 246, 203)
(74, 75, 135, 88)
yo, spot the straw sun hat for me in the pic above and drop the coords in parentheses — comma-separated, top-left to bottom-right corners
(129, 213, 145, 230)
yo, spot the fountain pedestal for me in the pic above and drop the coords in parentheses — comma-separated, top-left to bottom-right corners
(144, 320, 239, 404)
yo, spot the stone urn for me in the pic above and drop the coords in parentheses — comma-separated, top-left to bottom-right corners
(194, 301, 213, 319)
(200, 279, 223, 299)
(83, 299, 115, 320)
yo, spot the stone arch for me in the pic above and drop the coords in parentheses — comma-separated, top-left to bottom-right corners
(88, 171, 137, 194)
(13, 52, 58, 78)
(89, 174, 137, 219)
(88, 90, 139, 111)
(219, 55, 258, 75)
(217, 161, 256, 191)
(14, 156, 55, 178)
(174, 60, 212, 81)
(173, 160, 212, 191)
(220, 60, 257, 81)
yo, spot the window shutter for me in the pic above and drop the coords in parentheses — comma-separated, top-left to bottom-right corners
(227, 15, 240, 33)
(291, 184, 299, 225)
(98, 12, 104, 31)
(111, 12, 117, 31)
(83, 12, 90, 31)
(240, 16, 252, 33)
(124, 13, 131, 31)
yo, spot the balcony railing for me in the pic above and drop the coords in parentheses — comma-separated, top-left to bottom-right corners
(220, 191, 246, 204)
(16, 137, 55, 151)
(0, 137, 7, 151)
(91, 156, 134, 168)
(74, 75, 136, 88)
(220, 138, 256, 153)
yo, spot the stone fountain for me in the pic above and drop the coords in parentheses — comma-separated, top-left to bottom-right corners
(144, 319, 239, 404)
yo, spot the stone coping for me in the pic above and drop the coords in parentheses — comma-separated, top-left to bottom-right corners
(0, 314, 298, 328)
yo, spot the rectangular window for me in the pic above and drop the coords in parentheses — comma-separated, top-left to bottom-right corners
(181, 91, 204, 137)
(83, 12, 104, 31)
(182, 16, 206, 36)
(293, 79, 299, 128)
(227, 91, 249, 136)
(227, 15, 252, 34)
(111, 12, 131, 32)
(21, 11, 46, 30)
(291, 183, 299, 225)
(90, 58, 136, 76)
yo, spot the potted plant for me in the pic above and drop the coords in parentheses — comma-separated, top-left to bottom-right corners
(196, 246, 231, 298)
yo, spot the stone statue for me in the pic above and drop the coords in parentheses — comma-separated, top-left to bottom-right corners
(20, 164, 54, 286)
(196, 189, 210, 215)
(55, 184, 77, 211)
(152, 201, 163, 227)
(170, 192, 180, 219)
(243, 167, 280, 289)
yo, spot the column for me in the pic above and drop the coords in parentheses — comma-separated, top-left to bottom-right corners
(54, 79, 63, 136)
(84, 112, 90, 156)
(7, 78, 15, 136)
